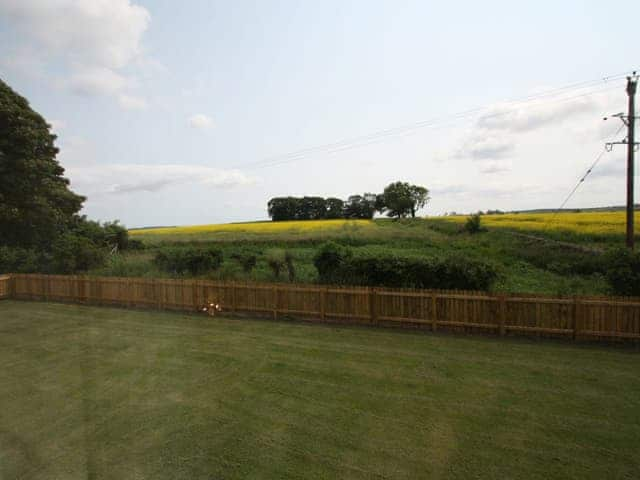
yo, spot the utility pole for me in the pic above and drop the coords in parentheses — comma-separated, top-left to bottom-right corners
(605, 73, 639, 249)
(626, 76, 636, 249)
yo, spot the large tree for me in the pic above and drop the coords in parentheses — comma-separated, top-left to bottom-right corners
(343, 193, 377, 219)
(380, 181, 430, 218)
(0, 78, 85, 246)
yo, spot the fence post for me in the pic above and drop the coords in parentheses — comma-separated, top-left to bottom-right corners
(499, 295, 506, 336)
(273, 285, 278, 320)
(128, 278, 133, 308)
(192, 279, 198, 311)
(230, 283, 236, 315)
(431, 294, 438, 332)
(320, 287, 326, 321)
(572, 297, 579, 341)
(370, 288, 377, 324)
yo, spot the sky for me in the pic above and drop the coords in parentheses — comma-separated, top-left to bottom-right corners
(0, 0, 638, 228)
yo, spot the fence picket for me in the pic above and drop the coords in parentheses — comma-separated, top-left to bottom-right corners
(1, 273, 639, 343)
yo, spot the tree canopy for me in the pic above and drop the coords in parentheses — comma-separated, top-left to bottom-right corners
(0, 78, 131, 274)
(267, 182, 430, 221)
(380, 182, 430, 218)
(268, 195, 377, 221)
(0, 78, 85, 247)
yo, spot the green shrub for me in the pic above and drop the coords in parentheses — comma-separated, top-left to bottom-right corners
(464, 214, 483, 234)
(50, 234, 106, 273)
(231, 251, 258, 273)
(265, 249, 286, 279)
(605, 248, 640, 296)
(514, 242, 606, 276)
(126, 239, 146, 250)
(154, 246, 223, 275)
(313, 241, 352, 284)
(0, 246, 41, 273)
(314, 242, 498, 290)
(94, 255, 155, 277)
(285, 251, 296, 282)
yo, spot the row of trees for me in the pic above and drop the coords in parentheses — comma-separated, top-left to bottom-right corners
(0, 78, 132, 273)
(268, 182, 429, 221)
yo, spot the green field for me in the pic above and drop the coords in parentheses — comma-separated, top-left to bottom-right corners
(1, 301, 639, 479)
(104, 212, 636, 296)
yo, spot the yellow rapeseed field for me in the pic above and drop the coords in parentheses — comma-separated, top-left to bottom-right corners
(443, 211, 639, 235)
(130, 219, 373, 236)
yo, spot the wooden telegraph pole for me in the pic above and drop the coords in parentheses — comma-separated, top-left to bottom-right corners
(606, 73, 639, 249)
(626, 76, 637, 249)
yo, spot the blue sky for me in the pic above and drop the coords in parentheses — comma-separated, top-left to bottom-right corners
(0, 0, 638, 227)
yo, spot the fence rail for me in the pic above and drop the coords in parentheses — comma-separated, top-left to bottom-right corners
(1, 273, 640, 343)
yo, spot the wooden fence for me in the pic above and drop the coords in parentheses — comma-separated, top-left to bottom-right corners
(0, 275, 10, 299)
(2, 273, 640, 343)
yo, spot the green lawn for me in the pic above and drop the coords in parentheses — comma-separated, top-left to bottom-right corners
(1, 301, 639, 479)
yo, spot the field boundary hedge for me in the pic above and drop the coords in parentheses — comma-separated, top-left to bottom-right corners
(1, 274, 639, 344)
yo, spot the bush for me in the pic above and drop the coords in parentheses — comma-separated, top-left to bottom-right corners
(265, 249, 286, 279)
(231, 251, 258, 273)
(514, 243, 607, 276)
(285, 251, 296, 282)
(464, 213, 483, 234)
(0, 246, 41, 273)
(154, 246, 223, 275)
(314, 242, 498, 290)
(127, 239, 146, 250)
(605, 248, 640, 296)
(313, 241, 352, 284)
(50, 233, 106, 273)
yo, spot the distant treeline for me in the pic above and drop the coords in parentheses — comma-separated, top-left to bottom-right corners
(268, 195, 379, 221)
(268, 182, 430, 221)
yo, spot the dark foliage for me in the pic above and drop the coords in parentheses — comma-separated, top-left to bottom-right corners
(127, 239, 146, 250)
(50, 233, 106, 274)
(0, 246, 42, 273)
(314, 242, 498, 290)
(378, 182, 430, 218)
(231, 251, 258, 273)
(266, 249, 285, 279)
(154, 247, 223, 275)
(464, 214, 483, 234)
(0, 78, 85, 247)
(0, 79, 131, 274)
(285, 251, 296, 282)
(605, 248, 640, 296)
(268, 193, 380, 221)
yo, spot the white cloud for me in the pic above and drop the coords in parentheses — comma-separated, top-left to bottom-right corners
(476, 94, 599, 133)
(189, 114, 215, 130)
(65, 163, 255, 196)
(118, 94, 148, 110)
(478, 160, 511, 174)
(451, 88, 614, 174)
(68, 67, 127, 96)
(0, 48, 46, 77)
(460, 133, 514, 160)
(0, 0, 151, 108)
(0, 0, 150, 69)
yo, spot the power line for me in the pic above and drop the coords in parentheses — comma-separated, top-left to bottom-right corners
(253, 84, 622, 170)
(551, 123, 625, 215)
(235, 70, 635, 170)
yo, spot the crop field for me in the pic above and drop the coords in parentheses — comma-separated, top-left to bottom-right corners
(440, 211, 640, 238)
(130, 219, 375, 243)
(111, 211, 637, 297)
(1, 300, 639, 479)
